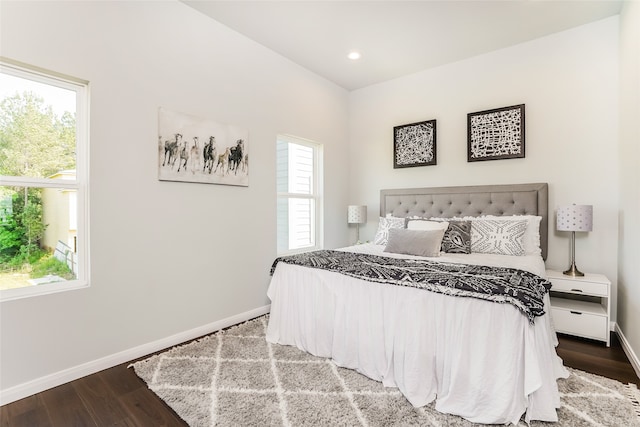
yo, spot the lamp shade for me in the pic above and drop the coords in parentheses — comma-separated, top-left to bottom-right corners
(557, 205, 593, 232)
(348, 205, 367, 224)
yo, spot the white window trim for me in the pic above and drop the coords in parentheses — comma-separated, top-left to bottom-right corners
(277, 134, 323, 256)
(0, 58, 90, 302)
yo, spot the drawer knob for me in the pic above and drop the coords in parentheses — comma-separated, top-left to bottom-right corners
(570, 311, 583, 315)
(570, 288, 583, 292)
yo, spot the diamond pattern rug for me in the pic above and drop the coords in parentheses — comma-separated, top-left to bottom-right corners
(131, 316, 640, 426)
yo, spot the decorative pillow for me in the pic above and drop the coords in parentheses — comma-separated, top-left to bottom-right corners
(470, 219, 528, 256)
(383, 228, 445, 257)
(406, 219, 449, 231)
(441, 220, 471, 254)
(462, 215, 542, 256)
(501, 215, 542, 256)
(373, 216, 406, 245)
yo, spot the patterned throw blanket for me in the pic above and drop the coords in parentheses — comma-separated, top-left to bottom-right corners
(270, 250, 551, 323)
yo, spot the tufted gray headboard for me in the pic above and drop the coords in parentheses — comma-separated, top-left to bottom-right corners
(380, 183, 549, 260)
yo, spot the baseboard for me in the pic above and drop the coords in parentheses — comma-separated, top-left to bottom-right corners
(615, 322, 640, 379)
(0, 304, 270, 406)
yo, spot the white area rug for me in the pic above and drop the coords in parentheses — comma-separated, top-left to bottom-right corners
(131, 316, 640, 426)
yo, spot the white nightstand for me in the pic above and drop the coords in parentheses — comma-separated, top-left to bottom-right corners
(546, 269, 611, 347)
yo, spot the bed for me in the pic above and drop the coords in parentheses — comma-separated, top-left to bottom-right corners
(266, 183, 569, 425)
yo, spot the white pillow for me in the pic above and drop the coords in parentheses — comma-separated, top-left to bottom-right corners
(470, 219, 528, 256)
(383, 228, 445, 257)
(460, 215, 542, 256)
(373, 216, 406, 245)
(406, 219, 449, 232)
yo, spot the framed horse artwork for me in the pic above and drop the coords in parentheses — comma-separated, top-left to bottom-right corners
(158, 108, 249, 186)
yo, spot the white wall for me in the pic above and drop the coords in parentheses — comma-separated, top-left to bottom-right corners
(349, 18, 620, 318)
(618, 0, 640, 371)
(0, 0, 349, 398)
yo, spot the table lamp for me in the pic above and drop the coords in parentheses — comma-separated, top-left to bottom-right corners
(348, 205, 367, 244)
(557, 204, 593, 277)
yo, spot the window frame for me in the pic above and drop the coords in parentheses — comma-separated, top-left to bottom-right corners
(276, 134, 323, 256)
(0, 58, 90, 302)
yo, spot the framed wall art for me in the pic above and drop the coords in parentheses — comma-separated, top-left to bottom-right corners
(158, 108, 249, 186)
(393, 119, 437, 168)
(467, 104, 525, 162)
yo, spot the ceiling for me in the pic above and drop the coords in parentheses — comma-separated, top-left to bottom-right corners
(183, 1, 622, 91)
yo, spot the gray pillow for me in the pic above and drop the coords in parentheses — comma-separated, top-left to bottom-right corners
(383, 228, 445, 257)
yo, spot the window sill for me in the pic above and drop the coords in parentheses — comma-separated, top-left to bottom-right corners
(1, 279, 89, 302)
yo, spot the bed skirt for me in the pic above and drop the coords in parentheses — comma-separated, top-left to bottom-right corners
(266, 263, 569, 425)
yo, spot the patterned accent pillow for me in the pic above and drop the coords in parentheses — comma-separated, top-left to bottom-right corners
(373, 217, 406, 245)
(471, 219, 528, 256)
(441, 221, 471, 254)
(463, 215, 542, 256)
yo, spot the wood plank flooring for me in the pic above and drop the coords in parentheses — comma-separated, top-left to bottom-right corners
(1, 332, 638, 427)
(556, 332, 640, 387)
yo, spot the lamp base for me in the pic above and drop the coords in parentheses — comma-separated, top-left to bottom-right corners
(563, 231, 585, 277)
(563, 263, 585, 277)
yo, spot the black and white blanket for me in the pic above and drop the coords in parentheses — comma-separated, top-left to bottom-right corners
(271, 250, 551, 323)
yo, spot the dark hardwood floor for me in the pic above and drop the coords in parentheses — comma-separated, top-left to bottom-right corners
(1, 332, 638, 427)
(0, 352, 188, 427)
(556, 332, 640, 387)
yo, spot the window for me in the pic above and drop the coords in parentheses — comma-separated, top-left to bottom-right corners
(0, 59, 89, 301)
(276, 135, 322, 255)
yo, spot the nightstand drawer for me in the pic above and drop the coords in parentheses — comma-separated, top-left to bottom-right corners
(548, 277, 608, 296)
(551, 306, 608, 341)
(546, 270, 611, 346)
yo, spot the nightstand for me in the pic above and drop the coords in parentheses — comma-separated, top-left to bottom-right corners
(546, 269, 611, 347)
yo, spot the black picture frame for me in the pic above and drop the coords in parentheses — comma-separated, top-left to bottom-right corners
(467, 104, 525, 162)
(393, 119, 437, 168)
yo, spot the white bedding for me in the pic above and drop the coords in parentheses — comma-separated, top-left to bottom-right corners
(266, 244, 569, 425)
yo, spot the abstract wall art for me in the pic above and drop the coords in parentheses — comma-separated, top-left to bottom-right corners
(467, 104, 525, 162)
(393, 119, 437, 168)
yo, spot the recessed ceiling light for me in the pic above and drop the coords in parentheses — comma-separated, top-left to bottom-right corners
(347, 51, 361, 60)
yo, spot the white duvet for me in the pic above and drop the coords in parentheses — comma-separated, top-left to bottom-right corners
(266, 244, 569, 425)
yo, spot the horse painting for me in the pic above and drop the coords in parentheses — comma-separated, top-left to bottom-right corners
(158, 108, 248, 186)
(214, 147, 231, 175)
(190, 136, 201, 175)
(242, 153, 248, 173)
(228, 139, 244, 175)
(202, 136, 217, 174)
(177, 140, 189, 172)
(162, 133, 182, 167)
